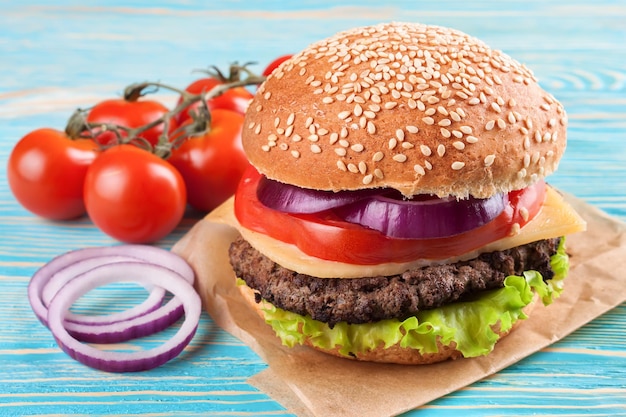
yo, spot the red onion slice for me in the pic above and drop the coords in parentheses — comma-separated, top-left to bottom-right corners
(42, 255, 165, 326)
(46, 261, 201, 373)
(257, 175, 378, 213)
(335, 191, 509, 239)
(28, 245, 194, 328)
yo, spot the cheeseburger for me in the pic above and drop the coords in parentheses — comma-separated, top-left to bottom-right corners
(223, 22, 586, 364)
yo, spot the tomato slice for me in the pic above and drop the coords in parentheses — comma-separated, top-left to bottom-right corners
(234, 167, 546, 265)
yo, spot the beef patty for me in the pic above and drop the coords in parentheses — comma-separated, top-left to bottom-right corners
(229, 237, 561, 327)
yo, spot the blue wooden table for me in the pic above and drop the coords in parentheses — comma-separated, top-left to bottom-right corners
(1, 1, 624, 416)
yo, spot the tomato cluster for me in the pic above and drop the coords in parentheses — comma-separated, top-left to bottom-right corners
(7, 58, 290, 243)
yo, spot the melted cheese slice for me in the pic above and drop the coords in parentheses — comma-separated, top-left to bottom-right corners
(208, 186, 587, 278)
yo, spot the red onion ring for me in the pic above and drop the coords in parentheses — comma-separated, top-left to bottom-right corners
(46, 262, 201, 373)
(335, 191, 509, 239)
(256, 175, 378, 213)
(41, 255, 165, 325)
(28, 245, 194, 343)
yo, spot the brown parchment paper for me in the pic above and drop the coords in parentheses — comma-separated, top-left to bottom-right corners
(172, 193, 626, 417)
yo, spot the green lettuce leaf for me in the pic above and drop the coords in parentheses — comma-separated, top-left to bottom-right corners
(253, 238, 569, 358)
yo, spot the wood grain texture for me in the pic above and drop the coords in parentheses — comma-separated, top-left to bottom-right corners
(0, 1, 624, 416)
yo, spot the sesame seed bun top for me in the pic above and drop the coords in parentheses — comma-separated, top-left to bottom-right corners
(242, 22, 567, 198)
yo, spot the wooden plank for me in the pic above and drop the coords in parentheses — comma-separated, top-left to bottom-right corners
(0, 2, 624, 416)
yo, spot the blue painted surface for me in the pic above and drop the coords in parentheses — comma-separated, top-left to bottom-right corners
(0, 1, 624, 416)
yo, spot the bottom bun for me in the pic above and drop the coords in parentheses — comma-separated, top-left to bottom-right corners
(237, 281, 537, 365)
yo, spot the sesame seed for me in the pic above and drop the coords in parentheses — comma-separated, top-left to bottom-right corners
(540, 103, 551, 111)
(338, 110, 351, 120)
(351, 143, 365, 152)
(254, 124, 262, 135)
(414, 164, 426, 175)
(484, 154, 496, 166)
(367, 121, 376, 134)
(420, 145, 432, 156)
(310, 144, 322, 153)
(291, 150, 300, 158)
(520, 207, 529, 222)
(374, 168, 384, 179)
(497, 118, 506, 129)
(261, 145, 270, 152)
(264, 91, 272, 100)
(440, 128, 451, 138)
(362, 174, 374, 185)
(406, 125, 419, 133)
(507, 112, 517, 124)
(363, 110, 376, 119)
(372, 151, 384, 162)
(347, 163, 359, 173)
(425, 108, 436, 116)
(468, 97, 480, 105)
(337, 160, 347, 171)
(393, 154, 408, 163)
(292, 134, 302, 142)
(422, 116, 435, 125)
(491, 102, 502, 113)
(437, 144, 446, 157)
(396, 129, 405, 141)
(438, 118, 452, 127)
(354, 104, 363, 117)
(453, 141, 465, 150)
(329, 132, 339, 144)
(451, 161, 465, 170)
(335, 148, 347, 156)
(339, 139, 349, 147)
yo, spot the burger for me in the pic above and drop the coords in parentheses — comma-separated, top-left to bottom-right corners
(221, 22, 587, 364)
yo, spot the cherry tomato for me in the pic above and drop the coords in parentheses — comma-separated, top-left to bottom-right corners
(262, 54, 293, 77)
(7, 128, 99, 220)
(175, 77, 253, 125)
(168, 109, 249, 212)
(234, 167, 546, 265)
(83, 145, 186, 243)
(86, 98, 177, 147)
